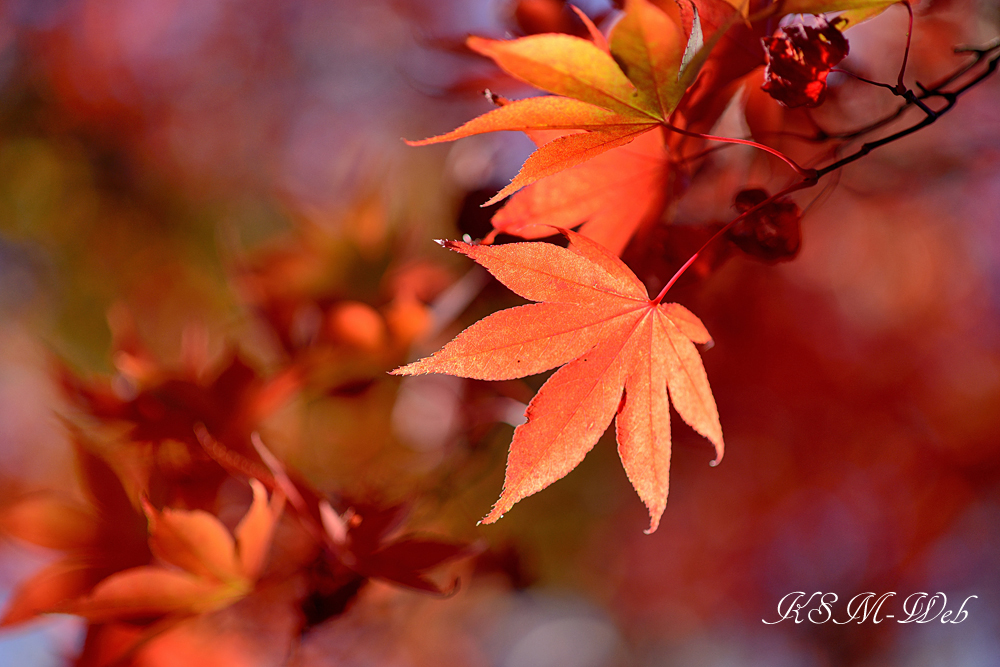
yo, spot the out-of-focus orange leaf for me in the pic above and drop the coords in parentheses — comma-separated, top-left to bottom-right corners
(74, 622, 146, 667)
(0, 493, 98, 550)
(58, 350, 300, 509)
(0, 559, 97, 626)
(235, 479, 286, 580)
(61, 342, 298, 453)
(67, 480, 283, 624)
(0, 433, 152, 627)
(110, 582, 302, 667)
(144, 500, 243, 584)
(393, 230, 723, 532)
(326, 301, 387, 352)
(67, 567, 226, 622)
(383, 294, 432, 346)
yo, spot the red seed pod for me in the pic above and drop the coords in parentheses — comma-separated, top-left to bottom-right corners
(761, 16, 850, 108)
(728, 188, 802, 262)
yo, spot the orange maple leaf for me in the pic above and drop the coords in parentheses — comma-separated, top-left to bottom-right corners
(0, 434, 152, 627)
(65, 480, 284, 622)
(392, 230, 723, 532)
(406, 0, 693, 207)
(487, 127, 671, 256)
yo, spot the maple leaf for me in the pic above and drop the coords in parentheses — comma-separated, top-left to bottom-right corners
(392, 230, 723, 532)
(0, 433, 152, 627)
(318, 501, 472, 594)
(65, 479, 284, 622)
(58, 350, 299, 510)
(487, 127, 672, 256)
(779, 0, 899, 28)
(204, 431, 473, 622)
(407, 0, 693, 207)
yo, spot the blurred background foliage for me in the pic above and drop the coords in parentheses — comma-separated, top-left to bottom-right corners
(0, 0, 999, 665)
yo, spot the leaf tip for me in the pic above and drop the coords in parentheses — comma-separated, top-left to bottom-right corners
(433, 238, 467, 251)
(710, 432, 724, 467)
(465, 35, 493, 55)
(403, 135, 442, 147)
(640, 497, 666, 534)
(479, 503, 507, 525)
(568, 4, 610, 54)
(482, 190, 510, 207)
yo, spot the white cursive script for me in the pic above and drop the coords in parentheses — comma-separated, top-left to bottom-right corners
(762, 592, 977, 624)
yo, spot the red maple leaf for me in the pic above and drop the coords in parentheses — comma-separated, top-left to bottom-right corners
(0, 432, 151, 627)
(57, 350, 299, 510)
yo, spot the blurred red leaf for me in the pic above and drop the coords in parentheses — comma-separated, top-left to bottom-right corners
(356, 538, 470, 592)
(68, 481, 283, 624)
(0, 434, 151, 626)
(66, 567, 225, 623)
(58, 350, 299, 509)
(318, 501, 472, 595)
(0, 493, 98, 551)
(0, 559, 97, 627)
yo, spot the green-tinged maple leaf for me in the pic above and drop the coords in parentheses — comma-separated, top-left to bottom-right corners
(392, 230, 723, 533)
(779, 0, 897, 19)
(610, 0, 688, 117)
(407, 0, 698, 207)
(466, 33, 659, 117)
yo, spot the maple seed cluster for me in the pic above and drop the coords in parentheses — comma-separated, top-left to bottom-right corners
(728, 188, 803, 262)
(762, 16, 851, 108)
